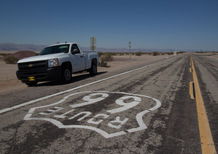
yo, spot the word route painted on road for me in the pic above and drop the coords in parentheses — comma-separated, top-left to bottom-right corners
(24, 91, 161, 138)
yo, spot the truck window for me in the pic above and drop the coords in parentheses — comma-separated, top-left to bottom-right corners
(40, 45, 69, 55)
(71, 44, 80, 54)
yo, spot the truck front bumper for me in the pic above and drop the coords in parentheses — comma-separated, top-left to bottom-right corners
(16, 67, 62, 83)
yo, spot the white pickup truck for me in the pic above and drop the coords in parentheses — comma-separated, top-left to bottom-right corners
(16, 43, 98, 86)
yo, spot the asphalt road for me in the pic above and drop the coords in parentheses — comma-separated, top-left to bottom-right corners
(0, 54, 217, 154)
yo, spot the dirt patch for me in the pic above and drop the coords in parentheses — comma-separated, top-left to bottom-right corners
(0, 60, 25, 93)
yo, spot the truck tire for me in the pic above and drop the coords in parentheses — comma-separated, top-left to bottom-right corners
(61, 67, 72, 83)
(89, 61, 97, 76)
(25, 81, 37, 87)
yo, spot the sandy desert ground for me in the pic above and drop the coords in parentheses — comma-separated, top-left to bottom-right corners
(0, 60, 26, 93)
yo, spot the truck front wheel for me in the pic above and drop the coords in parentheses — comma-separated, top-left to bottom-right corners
(62, 67, 72, 83)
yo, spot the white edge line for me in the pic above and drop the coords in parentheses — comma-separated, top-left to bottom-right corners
(0, 58, 169, 114)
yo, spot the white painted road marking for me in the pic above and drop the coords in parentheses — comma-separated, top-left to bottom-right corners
(24, 91, 162, 138)
(0, 58, 170, 114)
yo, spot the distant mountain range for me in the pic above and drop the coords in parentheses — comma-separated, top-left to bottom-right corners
(0, 43, 46, 52)
(0, 42, 211, 52)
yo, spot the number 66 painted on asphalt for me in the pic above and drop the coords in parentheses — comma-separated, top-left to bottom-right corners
(25, 91, 162, 138)
(80, 93, 141, 114)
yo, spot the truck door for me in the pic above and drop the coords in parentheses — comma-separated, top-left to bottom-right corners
(70, 44, 85, 72)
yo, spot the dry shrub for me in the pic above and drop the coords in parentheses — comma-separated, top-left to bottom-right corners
(98, 52, 114, 67)
(4, 55, 18, 64)
(165, 52, 174, 55)
(99, 59, 108, 67)
(135, 52, 142, 56)
(13, 50, 37, 59)
(102, 53, 113, 61)
(152, 52, 161, 56)
(3, 50, 37, 64)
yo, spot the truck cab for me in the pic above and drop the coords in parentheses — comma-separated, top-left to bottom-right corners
(16, 42, 98, 86)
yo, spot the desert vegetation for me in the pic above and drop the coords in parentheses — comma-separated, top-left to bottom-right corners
(1, 50, 37, 64)
(0, 50, 185, 65)
(3, 55, 19, 64)
(98, 52, 114, 67)
(97, 51, 184, 67)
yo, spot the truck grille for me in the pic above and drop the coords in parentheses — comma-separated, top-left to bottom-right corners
(18, 60, 48, 71)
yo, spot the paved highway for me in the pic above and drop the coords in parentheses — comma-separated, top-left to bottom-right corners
(0, 54, 217, 154)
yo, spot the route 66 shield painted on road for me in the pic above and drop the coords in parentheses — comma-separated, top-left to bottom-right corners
(24, 91, 161, 138)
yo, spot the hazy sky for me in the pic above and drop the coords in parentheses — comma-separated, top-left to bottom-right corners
(0, 0, 218, 50)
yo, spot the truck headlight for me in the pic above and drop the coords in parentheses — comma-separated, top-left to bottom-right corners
(48, 58, 60, 67)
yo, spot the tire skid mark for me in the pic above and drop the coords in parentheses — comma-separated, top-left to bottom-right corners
(135, 57, 186, 150)
(96, 58, 175, 92)
(114, 57, 183, 92)
(155, 56, 202, 154)
(195, 56, 218, 81)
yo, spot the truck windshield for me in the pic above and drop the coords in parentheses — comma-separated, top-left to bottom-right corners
(40, 44, 69, 55)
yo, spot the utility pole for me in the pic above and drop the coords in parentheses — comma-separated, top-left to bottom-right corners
(128, 41, 132, 59)
(128, 41, 131, 51)
(90, 37, 96, 51)
(174, 48, 178, 56)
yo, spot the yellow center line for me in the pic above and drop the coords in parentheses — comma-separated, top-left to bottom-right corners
(190, 57, 217, 154)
